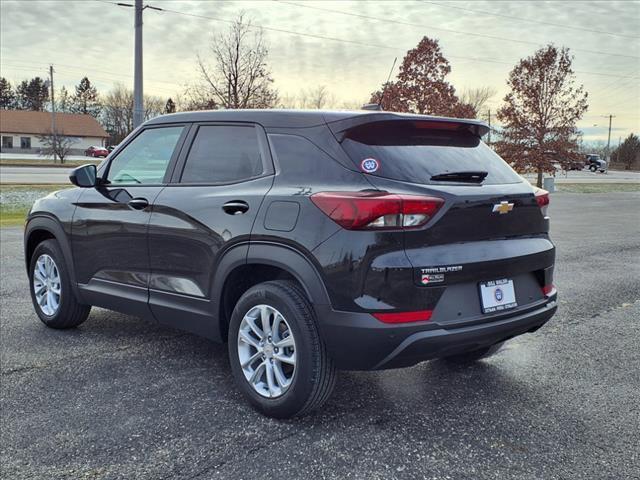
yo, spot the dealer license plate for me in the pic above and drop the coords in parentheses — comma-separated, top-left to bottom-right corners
(479, 279, 517, 313)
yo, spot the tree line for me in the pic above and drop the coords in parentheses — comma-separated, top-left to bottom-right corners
(1, 13, 637, 177)
(0, 76, 176, 145)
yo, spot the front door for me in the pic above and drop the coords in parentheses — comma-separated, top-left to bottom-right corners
(71, 125, 188, 318)
(147, 123, 274, 338)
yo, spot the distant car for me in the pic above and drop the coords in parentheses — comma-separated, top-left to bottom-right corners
(85, 146, 108, 158)
(585, 154, 606, 173)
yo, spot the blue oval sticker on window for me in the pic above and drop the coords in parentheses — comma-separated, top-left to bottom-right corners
(360, 158, 379, 173)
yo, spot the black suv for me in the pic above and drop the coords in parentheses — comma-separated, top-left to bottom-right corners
(24, 110, 557, 418)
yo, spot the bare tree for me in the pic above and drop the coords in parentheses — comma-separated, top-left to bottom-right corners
(101, 84, 165, 144)
(37, 131, 78, 163)
(460, 86, 497, 114)
(194, 13, 278, 109)
(278, 86, 340, 109)
(300, 85, 335, 109)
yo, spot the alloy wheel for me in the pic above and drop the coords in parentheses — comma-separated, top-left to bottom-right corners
(33, 254, 62, 316)
(237, 304, 297, 398)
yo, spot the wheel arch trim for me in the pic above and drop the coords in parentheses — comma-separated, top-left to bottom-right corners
(24, 215, 82, 299)
(211, 241, 331, 340)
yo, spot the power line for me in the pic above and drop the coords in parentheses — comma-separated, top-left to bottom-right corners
(421, 1, 640, 40)
(1, 60, 183, 90)
(275, 0, 640, 60)
(92, 1, 639, 80)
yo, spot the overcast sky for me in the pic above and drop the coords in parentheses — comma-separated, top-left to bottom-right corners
(1, 0, 638, 143)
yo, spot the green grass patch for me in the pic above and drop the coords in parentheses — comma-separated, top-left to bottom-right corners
(0, 210, 27, 227)
(555, 183, 640, 193)
(0, 159, 101, 168)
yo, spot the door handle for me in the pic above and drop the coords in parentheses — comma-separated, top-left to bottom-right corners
(128, 197, 149, 210)
(223, 200, 249, 215)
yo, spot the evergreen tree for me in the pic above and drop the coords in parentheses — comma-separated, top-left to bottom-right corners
(57, 86, 71, 112)
(0, 77, 16, 109)
(71, 77, 101, 117)
(15, 77, 49, 111)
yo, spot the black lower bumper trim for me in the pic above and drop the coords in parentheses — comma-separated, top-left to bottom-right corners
(315, 299, 557, 370)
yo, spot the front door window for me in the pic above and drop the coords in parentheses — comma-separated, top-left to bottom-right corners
(107, 127, 184, 185)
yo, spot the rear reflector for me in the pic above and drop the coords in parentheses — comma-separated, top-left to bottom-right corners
(372, 310, 433, 324)
(542, 284, 555, 296)
(310, 191, 444, 230)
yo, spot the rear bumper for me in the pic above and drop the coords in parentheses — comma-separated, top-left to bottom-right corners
(315, 294, 557, 370)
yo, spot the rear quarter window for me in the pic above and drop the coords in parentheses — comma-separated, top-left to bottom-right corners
(341, 122, 522, 185)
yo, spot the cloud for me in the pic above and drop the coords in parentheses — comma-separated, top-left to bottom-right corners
(1, 0, 638, 140)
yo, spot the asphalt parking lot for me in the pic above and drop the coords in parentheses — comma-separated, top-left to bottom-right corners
(1, 192, 639, 480)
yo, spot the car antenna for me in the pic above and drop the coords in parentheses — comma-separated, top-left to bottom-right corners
(361, 57, 397, 111)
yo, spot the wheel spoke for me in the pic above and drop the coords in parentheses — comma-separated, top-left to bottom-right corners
(38, 291, 48, 306)
(260, 305, 272, 338)
(34, 270, 46, 284)
(272, 362, 289, 388)
(35, 283, 47, 295)
(241, 350, 262, 369)
(37, 261, 47, 278)
(265, 361, 277, 396)
(274, 352, 296, 366)
(272, 314, 283, 341)
(50, 284, 61, 295)
(245, 314, 264, 340)
(249, 361, 266, 385)
(239, 330, 260, 349)
(274, 336, 294, 349)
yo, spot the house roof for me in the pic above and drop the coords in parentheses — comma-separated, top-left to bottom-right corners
(0, 110, 108, 138)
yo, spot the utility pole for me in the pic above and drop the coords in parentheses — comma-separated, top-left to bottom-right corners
(133, 0, 144, 128)
(116, 1, 163, 128)
(602, 114, 615, 162)
(49, 64, 57, 163)
(486, 109, 492, 145)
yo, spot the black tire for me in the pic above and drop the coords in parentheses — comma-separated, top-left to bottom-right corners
(28, 239, 90, 329)
(441, 341, 505, 365)
(589, 165, 597, 172)
(228, 280, 336, 418)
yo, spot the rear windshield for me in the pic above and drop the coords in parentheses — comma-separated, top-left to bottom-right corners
(341, 122, 522, 185)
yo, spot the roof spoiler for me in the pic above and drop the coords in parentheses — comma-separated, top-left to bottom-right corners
(327, 112, 490, 141)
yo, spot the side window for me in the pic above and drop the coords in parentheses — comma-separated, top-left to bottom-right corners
(107, 126, 184, 185)
(181, 126, 263, 184)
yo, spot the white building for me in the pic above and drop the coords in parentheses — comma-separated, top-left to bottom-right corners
(0, 110, 108, 155)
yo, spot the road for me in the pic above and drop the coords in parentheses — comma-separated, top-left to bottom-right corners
(1, 192, 639, 479)
(1, 164, 640, 185)
(0, 166, 73, 185)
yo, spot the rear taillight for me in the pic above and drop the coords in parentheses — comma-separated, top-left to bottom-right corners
(310, 192, 444, 230)
(372, 310, 433, 324)
(534, 188, 550, 216)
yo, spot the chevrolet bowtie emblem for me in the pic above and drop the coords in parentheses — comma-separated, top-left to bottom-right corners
(492, 201, 514, 214)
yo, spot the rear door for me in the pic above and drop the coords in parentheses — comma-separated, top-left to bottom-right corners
(147, 123, 274, 339)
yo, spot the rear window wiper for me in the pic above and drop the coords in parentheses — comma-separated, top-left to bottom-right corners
(430, 170, 488, 183)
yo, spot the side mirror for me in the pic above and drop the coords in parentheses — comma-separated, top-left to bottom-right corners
(70, 164, 97, 188)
